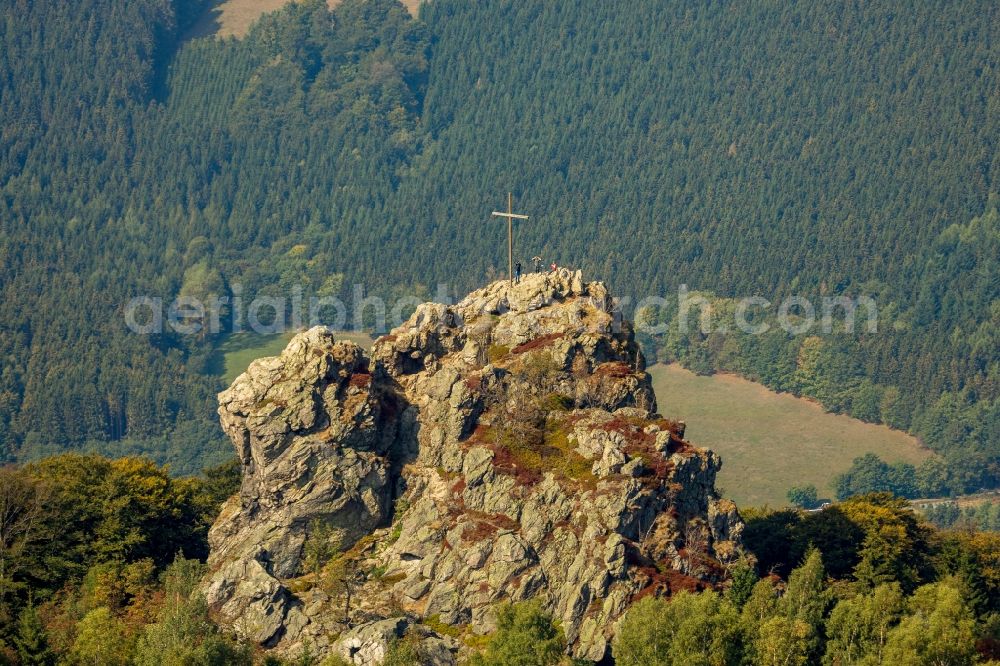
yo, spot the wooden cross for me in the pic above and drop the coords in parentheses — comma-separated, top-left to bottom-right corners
(492, 192, 529, 284)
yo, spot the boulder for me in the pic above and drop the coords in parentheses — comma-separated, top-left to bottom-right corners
(331, 618, 456, 666)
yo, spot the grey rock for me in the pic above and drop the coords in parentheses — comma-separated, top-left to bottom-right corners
(203, 277, 745, 662)
(332, 618, 456, 666)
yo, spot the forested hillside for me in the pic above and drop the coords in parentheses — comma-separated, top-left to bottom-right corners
(0, 0, 430, 472)
(0, 0, 996, 485)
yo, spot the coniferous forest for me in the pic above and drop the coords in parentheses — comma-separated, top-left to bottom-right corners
(0, 0, 997, 494)
(1, 1, 1000, 663)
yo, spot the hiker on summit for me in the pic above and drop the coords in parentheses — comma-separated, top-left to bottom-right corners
(515, 261, 522, 284)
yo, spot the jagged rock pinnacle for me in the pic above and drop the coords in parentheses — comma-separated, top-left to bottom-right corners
(203, 272, 744, 664)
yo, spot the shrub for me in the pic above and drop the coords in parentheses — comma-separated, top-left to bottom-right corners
(612, 592, 742, 666)
(469, 602, 567, 666)
(786, 484, 819, 510)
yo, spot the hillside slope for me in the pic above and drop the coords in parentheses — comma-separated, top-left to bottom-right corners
(0, 0, 996, 487)
(649, 363, 930, 506)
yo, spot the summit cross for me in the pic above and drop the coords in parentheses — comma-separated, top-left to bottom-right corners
(491, 192, 529, 284)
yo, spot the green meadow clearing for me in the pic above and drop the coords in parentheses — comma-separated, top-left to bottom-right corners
(649, 364, 932, 508)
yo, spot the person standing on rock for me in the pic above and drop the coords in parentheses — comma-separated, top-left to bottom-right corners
(532, 256, 543, 272)
(515, 261, 522, 284)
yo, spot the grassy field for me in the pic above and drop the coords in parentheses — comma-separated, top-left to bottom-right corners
(185, 0, 422, 40)
(649, 364, 931, 508)
(211, 330, 373, 386)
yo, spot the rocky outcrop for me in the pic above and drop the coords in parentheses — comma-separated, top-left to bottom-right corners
(203, 272, 744, 663)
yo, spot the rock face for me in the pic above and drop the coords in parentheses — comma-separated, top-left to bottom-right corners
(203, 272, 744, 663)
(204, 332, 400, 647)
